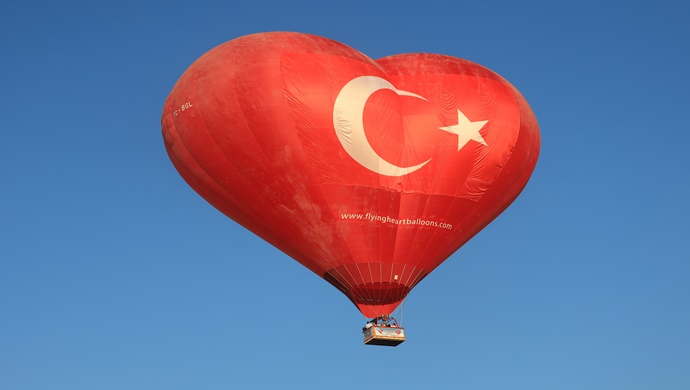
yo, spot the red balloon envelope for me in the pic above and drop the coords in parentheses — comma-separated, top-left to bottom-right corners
(162, 32, 540, 318)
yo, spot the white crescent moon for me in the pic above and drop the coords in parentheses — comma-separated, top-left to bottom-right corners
(333, 76, 431, 177)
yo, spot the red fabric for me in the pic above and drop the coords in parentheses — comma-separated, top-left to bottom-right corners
(162, 32, 540, 318)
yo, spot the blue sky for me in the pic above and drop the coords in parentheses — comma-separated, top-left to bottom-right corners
(2, 1, 689, 389)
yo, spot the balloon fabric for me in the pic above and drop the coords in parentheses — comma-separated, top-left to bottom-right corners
(162, 32, 540, 318)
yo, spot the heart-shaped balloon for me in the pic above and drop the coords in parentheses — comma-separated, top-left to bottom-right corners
(162, 32, 540, 318)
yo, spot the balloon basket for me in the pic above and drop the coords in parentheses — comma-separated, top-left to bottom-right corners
(362, 325, 406, 346)
(362, 316, 406, 346)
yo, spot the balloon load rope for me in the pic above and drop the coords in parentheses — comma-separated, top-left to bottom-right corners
(393, 299, 406, 326)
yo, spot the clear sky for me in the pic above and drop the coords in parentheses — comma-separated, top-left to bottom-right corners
(2, 1, 689, 389)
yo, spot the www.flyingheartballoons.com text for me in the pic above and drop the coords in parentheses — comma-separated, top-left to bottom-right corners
(340, 213, 453, 230)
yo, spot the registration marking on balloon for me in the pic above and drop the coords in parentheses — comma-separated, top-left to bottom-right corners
(171, 101, 194, 118)
(333, 75, 489, 177)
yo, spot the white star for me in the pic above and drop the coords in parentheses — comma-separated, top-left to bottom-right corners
(439, 109, 488, 150)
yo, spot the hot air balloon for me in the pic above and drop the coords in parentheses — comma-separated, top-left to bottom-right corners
(162, 32, 540, 346)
